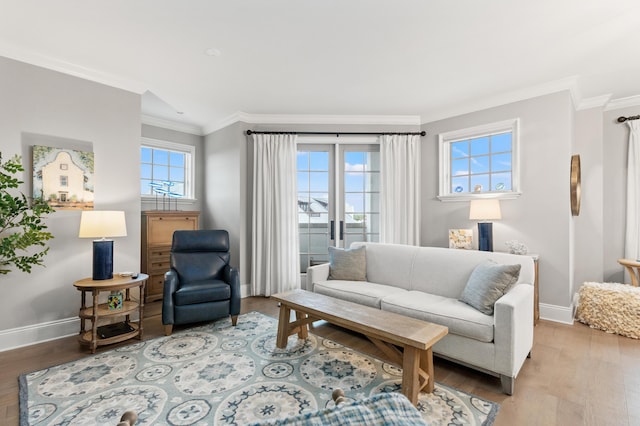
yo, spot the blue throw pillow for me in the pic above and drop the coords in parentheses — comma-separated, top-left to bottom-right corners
(459, 260, 521, 315)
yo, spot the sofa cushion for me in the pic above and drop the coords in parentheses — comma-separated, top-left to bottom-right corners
(459, 260, 521, 315)
(174, 280, 230, 305)
(351, 242, 418, 290)
(328, 246, 367, 281)
(381, 291, 495, 343)
(313, 280, 407, 308)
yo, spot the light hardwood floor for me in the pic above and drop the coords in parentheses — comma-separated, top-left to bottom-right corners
(1, 297, 638, 425)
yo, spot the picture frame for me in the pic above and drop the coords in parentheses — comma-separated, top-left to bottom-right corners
(32, 145, 94, 210)
(449, 229, 473, 249)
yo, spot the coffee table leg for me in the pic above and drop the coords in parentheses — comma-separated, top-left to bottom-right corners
(421, 347, 435, 393)
(402, 346, 421, 405)
(295, 311, 309, 340)
(276, 304, 291, 349)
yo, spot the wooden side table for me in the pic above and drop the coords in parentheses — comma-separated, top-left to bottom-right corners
(74, 274, 148, 353)
(618, 258, 640, 287)
(530, 254, 540, 325)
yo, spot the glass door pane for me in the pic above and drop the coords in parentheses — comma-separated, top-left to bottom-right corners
(298, 142, 380, 273)
(341, 146, 380, 248)
(297, 147, 333, 273)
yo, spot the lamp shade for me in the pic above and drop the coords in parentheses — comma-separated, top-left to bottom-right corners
(79, 211, 127, 280)
(469, 199, 502, 221)
(79, 211, 127, 238)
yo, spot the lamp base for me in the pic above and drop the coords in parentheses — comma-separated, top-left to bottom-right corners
(93, 240, 113, 280)
(478, 222, 493, 252)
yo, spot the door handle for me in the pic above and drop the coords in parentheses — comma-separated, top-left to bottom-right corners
(339, 221, 344, 241)
(330, 220, 335, 241)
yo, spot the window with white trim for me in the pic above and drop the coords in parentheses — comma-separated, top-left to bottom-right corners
(438, 119, 520, 200)
(140, 138, 195, 200)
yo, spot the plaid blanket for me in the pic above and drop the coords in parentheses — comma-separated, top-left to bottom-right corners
(250, 392, 428, 426)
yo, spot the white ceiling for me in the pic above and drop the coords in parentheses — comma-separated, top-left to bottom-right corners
(2, 0, 640, 135)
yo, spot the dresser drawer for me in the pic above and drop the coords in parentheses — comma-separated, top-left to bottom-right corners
(149, 259, 171, 273)
(146, 273, 165, 302)
(149, 245, 172, 260)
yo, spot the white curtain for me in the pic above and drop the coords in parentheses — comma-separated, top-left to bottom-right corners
(251, 133, 300, 296)
(379, 134, 421, 245)
(625, 121, 640, 264)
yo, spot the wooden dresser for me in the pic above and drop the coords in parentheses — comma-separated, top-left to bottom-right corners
(141, 211, 199, 302)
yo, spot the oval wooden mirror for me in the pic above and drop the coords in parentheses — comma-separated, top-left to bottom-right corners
(570, 154, 581, 216)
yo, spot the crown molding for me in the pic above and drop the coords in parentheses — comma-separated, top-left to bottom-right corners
(0, 42, 147, 94)
(577, 94, 612, 110)
(604, 94, 640, 111)
(141, 115, 204, 136)
(420, 76, 582, 124)
(204, 112, 422, 135)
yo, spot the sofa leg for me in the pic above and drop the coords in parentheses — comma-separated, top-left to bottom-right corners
(527, 350, 532, 358)
(164, 324, 173, 336)
(231, 315, 238, 326)
(500, 375, 515, 395)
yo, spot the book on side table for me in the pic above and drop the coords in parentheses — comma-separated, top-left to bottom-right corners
(97, 322, 135, 339)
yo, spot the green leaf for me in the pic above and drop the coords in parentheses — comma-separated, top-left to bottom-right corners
(0, 153, 55, 275)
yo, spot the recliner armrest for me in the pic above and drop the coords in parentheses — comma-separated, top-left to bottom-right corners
(162, 269, 180, 325)
(225, 265, 241, 316)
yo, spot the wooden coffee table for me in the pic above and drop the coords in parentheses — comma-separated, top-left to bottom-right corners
(271, 289, 448, 406)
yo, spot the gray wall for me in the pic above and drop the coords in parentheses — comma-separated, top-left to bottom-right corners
(141, 124, 204, 214)
(0, 57, 141, 348)
(573, 107, 604, 295)
(203, 121, 250, 284)
(421, 92, 575, 314)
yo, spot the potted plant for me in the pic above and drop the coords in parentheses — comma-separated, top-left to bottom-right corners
(0, 153, 54, 274)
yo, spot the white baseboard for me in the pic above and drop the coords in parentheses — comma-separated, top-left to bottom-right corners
(539, 303, 575, 325)
(0, 317, 79, 353)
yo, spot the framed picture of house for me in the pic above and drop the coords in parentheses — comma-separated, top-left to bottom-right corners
(449, 228, 473, 249)
(32, 145, 94, 210)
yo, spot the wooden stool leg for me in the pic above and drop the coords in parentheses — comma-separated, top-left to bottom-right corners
(630, 266, 639, 287)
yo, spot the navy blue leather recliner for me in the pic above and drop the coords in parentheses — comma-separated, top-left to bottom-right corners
(162, 230, 240, 335)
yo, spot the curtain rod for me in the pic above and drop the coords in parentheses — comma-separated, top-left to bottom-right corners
(617, 115, 640, 123)
(246, 130, 426, 137)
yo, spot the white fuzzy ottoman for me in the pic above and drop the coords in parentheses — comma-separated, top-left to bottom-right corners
(575, 282, 640, 339)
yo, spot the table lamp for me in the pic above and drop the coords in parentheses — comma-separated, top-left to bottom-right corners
(79, 210, 127, 280)
(469, 199, 501, 252)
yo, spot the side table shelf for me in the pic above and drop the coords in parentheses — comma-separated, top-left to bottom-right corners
(74, 274, 148, 353)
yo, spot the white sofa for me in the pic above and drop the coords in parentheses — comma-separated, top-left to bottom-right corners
(305, 242, 535, 395)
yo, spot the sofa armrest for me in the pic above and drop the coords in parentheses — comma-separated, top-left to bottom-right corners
(493, 283, 534, 377)
(305, 262, 330, 291)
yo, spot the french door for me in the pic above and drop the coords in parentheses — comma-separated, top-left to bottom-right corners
(297, 140, 380, 273)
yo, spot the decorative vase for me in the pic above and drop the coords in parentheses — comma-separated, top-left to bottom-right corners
(505, 240, 528, 255)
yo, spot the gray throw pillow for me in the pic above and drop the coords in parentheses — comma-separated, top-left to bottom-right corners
(459, 260, 521, 315)
(328, 246, 367, 281)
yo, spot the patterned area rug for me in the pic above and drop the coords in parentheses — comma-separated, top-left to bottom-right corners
(20, 312, 499, 425)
